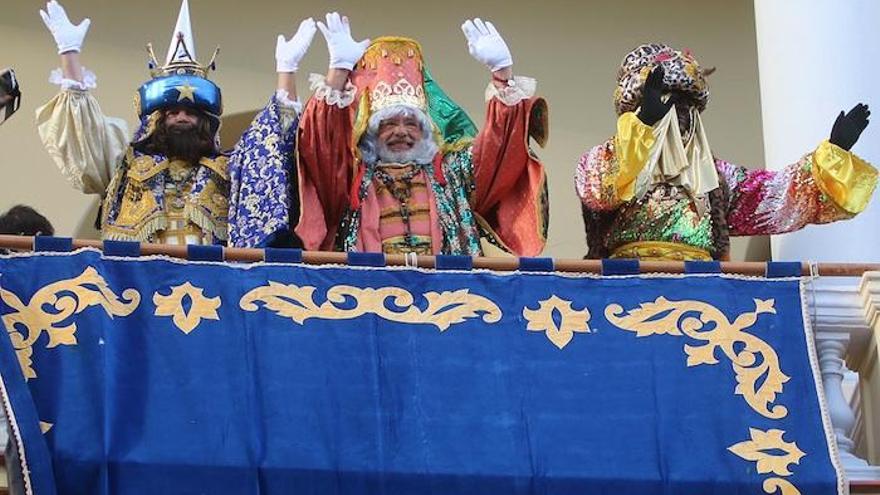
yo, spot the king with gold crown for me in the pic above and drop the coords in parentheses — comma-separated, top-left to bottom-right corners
(297, 13, 549, 256)
(36, 0, 318, 247)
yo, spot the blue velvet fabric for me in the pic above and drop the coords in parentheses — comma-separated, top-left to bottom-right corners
(187, 244, 224, 262)
(517, 257, 554, 272)
(766, 261, 804, 278)
(102, 240, 141, 258)
(684, 260, 722, 274)
(0, 251, 838, 495)
(33, 236, 72, 253)
(264, 248, 303, 264)
(601, 258, 640, 275)
(435, 255, 474, 271)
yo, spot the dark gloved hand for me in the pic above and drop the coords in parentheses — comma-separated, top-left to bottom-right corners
(637, 66, 673, 126)
(829, 103, 870, 151)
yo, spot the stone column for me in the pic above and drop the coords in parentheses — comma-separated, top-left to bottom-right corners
(754, 0, 880, 263)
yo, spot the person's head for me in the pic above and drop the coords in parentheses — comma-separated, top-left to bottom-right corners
(359, 105, 439, 166)
(0, 68, 21, 126)
(139, 105, 215, 163)
(0, 205, 54, 237)
(615, 44, 711, 139)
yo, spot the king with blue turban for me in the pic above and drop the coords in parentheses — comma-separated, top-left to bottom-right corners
(36, 0, 317, 247)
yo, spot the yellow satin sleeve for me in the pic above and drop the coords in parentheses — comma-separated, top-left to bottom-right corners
(613, 112, 655, 201)
(35, 90, 130, 196)
(812, 140, 878, 214)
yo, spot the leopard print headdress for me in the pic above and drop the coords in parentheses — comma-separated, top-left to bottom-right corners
(614, 43, 710, 116)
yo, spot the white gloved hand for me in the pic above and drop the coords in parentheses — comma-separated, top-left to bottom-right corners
(39, 0, 91, 54)
(461, 18, 513, 72)
(276, 18, 317, 72)
(316, 12, 370, 71)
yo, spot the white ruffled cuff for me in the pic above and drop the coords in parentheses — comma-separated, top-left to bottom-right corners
(309, 73, 356, 109)
(275, 89, 303, 115)
(49, 67, 97, 91)
(484, 75, 537, 106)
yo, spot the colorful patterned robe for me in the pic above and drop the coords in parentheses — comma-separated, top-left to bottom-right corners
(575, 112, 878, 260)
(295, 79, 549, 256)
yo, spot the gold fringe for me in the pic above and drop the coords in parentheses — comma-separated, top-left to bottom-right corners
(102, 215, 168, 243)
(183, 204, 228, 241)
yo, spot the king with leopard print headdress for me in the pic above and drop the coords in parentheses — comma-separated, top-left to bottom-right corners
(575, 43, 876, 261)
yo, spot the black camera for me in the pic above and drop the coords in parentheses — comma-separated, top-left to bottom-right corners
(0, 68, 21, 125)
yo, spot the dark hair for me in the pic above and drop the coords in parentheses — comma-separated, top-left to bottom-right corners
(134, 108, 215, 163)
(0, 205, 54, 236)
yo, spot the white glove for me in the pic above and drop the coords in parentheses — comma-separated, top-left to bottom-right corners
(276, 18, 317, 72)
(39, 0, 91, 54)
(461, 18, 513, 72)
(316, 12, 370, 71)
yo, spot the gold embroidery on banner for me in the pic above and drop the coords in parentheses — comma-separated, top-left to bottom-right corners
(761, 478, 800, 495)
(39, 422, 53, 434)
(605, 297, 789, 419)
(153, 282, 221, 334)
(240, 283, 501, 331)
(728, 428, 805, 495)
(523, 296, 591, 349)
(1, 267, 141, 380)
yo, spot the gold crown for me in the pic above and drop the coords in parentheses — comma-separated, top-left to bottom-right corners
(371, 78, 426, 112)
(146, 34, 219, 79)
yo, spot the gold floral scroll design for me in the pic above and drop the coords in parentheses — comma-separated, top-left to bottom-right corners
(153, 282, 221, 334)
(1, 267, 141, 380)
(728, 428, 805, 495)
(523, 296, 591, 349)
(605, 297, 789, 419)
(240, 283, 501, 331)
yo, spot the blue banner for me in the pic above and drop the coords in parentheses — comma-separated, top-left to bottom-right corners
(0, 250, 842, 494)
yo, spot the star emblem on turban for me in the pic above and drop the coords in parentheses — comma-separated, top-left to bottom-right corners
(175, 84, 197, 102)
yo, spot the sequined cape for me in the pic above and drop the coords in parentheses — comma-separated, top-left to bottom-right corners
(575, 113, 878, 260)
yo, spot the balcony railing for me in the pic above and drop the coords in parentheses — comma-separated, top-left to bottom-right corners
(0, 234, 878, 492)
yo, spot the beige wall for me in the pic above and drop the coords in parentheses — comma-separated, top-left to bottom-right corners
(0, 0, 769, 260)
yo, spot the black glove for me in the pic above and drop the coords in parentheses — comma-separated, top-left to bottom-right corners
(637, 66, 673, 126)
(829, 103, 870, 151)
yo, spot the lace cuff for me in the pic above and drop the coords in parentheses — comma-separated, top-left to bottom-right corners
(275, 89, 303, 115)
(49, 67, 97, 91)
(484, 76, 537, 106)
(308, 73, 356, 108)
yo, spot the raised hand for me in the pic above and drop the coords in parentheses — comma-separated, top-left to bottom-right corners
(316, 12, 370, 71)
(276, 18, 317, 73)
(636, 66, 673, 126)
(39, 0, 91, 54)
(461, 18, 513, 72)
(829, 103, 870, 151)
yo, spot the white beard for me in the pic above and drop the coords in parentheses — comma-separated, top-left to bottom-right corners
(376, 136, 438, 165)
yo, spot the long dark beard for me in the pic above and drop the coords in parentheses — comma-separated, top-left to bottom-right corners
(139, 117, 215, 164)
(163, 126, 214, 164)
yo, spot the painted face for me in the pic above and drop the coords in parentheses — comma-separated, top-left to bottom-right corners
(661, 89, 698, 140)
(163, 106, 201, 132)
(377, 113, 423, 152)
